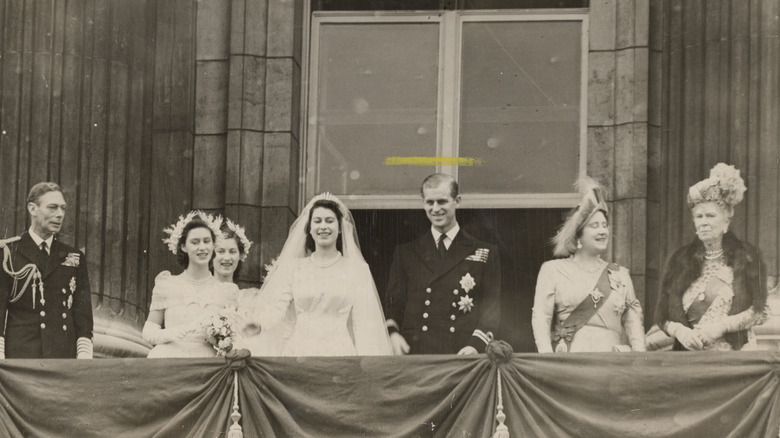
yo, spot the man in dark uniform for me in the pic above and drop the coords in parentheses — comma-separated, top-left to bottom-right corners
(0, 182, 93, 359)
(385, 173, 501, 355)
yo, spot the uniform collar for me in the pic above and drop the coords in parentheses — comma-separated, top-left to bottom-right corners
(28, 226, 54, 252)
(431, 223, 460, 248)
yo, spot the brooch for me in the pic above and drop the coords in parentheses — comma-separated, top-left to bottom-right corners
(459, 273, 476, 293)
(458, 295, 475, 313)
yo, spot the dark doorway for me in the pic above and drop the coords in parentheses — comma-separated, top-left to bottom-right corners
(352, 208, 566, 353)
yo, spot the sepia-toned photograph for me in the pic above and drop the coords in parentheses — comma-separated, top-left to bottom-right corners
(0, 0, 778, 436)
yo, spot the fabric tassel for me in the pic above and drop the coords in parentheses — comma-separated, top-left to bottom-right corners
(227, 370, 243, 438)
(492, 370, 509, 438)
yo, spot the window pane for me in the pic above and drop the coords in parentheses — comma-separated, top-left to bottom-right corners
(314, 23, 439, 195)
(458, 20, 582, 193)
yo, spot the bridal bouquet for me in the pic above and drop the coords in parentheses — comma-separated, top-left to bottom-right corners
(205, 307, 241, 356)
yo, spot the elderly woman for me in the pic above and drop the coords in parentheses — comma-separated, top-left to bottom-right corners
(655, 163, 768, 351)
(532, 177, 645, 353)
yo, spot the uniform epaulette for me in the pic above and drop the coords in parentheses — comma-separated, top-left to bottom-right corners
(0, 235, 22, 248)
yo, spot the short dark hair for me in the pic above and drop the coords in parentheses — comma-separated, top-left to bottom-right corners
(304, 199, 343, 253)
(420, 173, 458, 198)
(216, 227, 244, 281)
(27, 182, 62, 205)
(176, 217, 216, 267)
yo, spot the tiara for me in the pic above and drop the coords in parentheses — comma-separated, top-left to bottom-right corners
(162, 210, 223, 255)
(220, 218, 253, 262)
(310, 192, 348, 215)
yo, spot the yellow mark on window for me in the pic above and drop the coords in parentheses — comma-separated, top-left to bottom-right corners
(384, 156, 485, 166)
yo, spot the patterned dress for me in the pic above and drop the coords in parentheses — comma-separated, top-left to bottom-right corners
(681, 258, 768, 351)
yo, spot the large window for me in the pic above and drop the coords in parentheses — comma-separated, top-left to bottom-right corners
(305, 10, 588, 208)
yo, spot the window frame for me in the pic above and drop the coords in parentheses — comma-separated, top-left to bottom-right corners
(303, 9, 589, 209)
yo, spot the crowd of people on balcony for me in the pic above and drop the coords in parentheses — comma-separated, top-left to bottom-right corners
(0, 163, 770, 359)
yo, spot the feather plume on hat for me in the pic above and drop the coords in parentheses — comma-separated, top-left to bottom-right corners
(552, 177, 609, 257)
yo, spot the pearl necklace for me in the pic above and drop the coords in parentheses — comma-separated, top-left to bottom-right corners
(704, 242, 723, 260)
(312, 252, 341, 268)
(570, 256, 605, 274)
(185, 275, 209, 285)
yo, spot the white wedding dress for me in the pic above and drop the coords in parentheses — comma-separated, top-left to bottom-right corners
(258, 254, 391, 356)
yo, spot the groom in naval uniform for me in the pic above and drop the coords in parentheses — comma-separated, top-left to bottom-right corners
(385, 173, 501, 355)
(0, 182, 93, 359)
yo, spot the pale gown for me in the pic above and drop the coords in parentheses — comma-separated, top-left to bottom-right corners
(532, 258, 645, 353)
(258, 254, 391, 356)
(147, 271, 239, 358)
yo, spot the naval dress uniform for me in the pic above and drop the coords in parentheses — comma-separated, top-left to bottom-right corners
(385, 226, 501, 354)
(0, 232, 93, 358)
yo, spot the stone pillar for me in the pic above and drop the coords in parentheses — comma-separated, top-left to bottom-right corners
(191, 0, 304, 284)
(258, 0, 304, 273)
(587, 0, 651, 318)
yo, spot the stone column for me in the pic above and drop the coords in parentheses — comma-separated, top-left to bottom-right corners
(588, 0, 651, 318)
(257, 0, 304, 274)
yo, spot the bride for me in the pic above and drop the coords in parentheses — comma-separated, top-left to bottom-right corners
(245, 193, 392, 356)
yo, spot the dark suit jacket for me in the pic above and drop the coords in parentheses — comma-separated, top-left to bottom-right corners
(385, 230, 501, 354)
(0, 232, 93, 358)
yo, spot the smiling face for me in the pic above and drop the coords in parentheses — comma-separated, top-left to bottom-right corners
(422, 182, 460, 234)
(214, 236, 241, 280)
(28, 190, 67, 239)
(578, 210, 609, 255)
(309, 206, 340, 251)
(181, 226, 215, 268)
(692, 202, 730, 245)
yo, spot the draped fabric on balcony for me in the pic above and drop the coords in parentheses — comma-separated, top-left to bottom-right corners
(0, 352, 778, 437)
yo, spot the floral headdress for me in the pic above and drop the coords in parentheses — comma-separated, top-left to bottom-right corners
(552, 177, 609, 257)
(687, 163, 746, 210)
(162, 210, 223, 255)
(220, 218, 253, 262)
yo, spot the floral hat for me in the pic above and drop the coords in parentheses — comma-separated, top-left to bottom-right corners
(687, 163, 746, 210)
(162, 210, 223, 255)
(219, 218, 253, 262)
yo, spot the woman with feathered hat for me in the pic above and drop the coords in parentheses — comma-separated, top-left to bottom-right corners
(654, 163, 768, 351)
(531, 177, 646, 353)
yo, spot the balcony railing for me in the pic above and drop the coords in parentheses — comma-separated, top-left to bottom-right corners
(1, 349, 778, 437)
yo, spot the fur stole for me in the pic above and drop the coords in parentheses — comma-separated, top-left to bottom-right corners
(654, 232, 767, 350)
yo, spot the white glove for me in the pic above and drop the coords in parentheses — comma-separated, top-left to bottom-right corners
(669, 323, 703, 351)
(389, 332, 410, 355)
(142, 321, 196, 345)
(0, 336, 5, 359)
(76, 337, 93, 359)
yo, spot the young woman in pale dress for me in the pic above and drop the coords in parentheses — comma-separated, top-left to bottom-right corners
(212, 218, 287, 355)
(142, 211, 238, 358)
(244, 193, 392, 356)
(532, 178, 646, 353)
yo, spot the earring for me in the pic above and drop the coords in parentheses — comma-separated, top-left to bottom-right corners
(576, 240, 582, 250)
